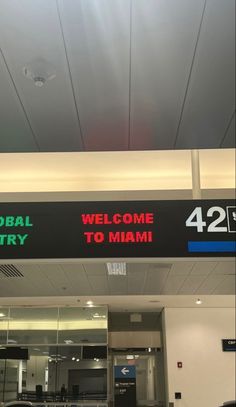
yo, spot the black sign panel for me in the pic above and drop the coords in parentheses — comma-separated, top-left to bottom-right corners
(0, 200, 235, 259)
(114, 366, 136, 407)
(222, 339, 236, 351)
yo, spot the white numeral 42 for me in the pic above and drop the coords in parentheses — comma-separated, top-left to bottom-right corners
(186, 206, 227, 233)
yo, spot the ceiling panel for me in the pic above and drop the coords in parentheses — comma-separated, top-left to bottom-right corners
(178, 275, 206, 294)
(87, 275, 109, 295)
(0, 0, 83, 151)
(161, 275, 186, 294)
(190, 261, 217, 275)
(212, 275, 236, 295)
(0, 261, 235, 297)
(169, 262, 194, 275)
(196, 274, 228, 294)
(221, 112, 236, 148)
(83, 264, 107, 276)
(176, 0, 235, 148)
(0, 53, 38, 152)
(127, 272, 147, 295)
(130, 0, 205, 149)
(144, 268, 169, 294)
(211, 261, 236, 275)
(58, 0, 130, 151)
(108, 275, 128, 295)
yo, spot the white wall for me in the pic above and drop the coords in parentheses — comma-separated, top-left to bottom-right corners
(163, 308, 235, 407)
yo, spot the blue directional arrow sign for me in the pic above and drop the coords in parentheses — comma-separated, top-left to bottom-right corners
(114, 366, 136, 379)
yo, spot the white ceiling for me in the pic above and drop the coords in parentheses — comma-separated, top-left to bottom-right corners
(0, 260, 235, 298)
(0, 0, 235, 152)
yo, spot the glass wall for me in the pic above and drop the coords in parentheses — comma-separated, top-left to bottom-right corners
(0, 306, 108, 403)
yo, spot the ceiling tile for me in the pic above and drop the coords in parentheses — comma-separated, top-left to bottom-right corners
(83, 263, 107, 276)
(87, 275, 109, 295)
(130, 0, 205, 149)
(144, 268, 170, 294)
(211, 261, 236, 275)
(190, 262, 217, 275)
(58, 0, 130, 151)
(176, 0, 235, 148)
(0, 53, 38, 152)
(169, 262, 194, 275)
(178, 275, 206, 294)
(0, 0, 84, 151)
(196, 274, 227, 294)
(221, 113, 235, 148)
(161, 275, 187, 294)
(212, 275, 236, 294)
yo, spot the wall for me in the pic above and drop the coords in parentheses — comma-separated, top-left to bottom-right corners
(109, 331, 161, 348)
(163, 308, 235, 407)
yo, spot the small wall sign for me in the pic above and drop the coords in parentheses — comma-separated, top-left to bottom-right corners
(222, 339, 236, 351)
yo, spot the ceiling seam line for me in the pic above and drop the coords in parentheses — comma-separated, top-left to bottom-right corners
(82, 264, 94, 295)
(193, 262, 219, 294)
(160, 268, 171, 295)
(220, 110, 236, 147)
(56, 0, 86, 151)
(0, 47, 41, 151)
(128, 0, 133, 150)
(173, 0, 207, 148)
(176, 263, 195, 294)
(210, 274, 230, 295)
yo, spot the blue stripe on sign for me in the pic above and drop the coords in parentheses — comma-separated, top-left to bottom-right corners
(188, 241, 236, 253)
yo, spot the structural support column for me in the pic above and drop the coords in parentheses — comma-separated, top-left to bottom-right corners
(191, 149, 201, 199)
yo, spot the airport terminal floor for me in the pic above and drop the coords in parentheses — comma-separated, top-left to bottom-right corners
(0, 1, 235, 407)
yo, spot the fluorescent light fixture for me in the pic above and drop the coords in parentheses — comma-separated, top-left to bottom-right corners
(196, 299, 202, 305)
(126, 355, 134, 360)
(0, 313, 6, 317)
(107, 262, 126, 276)
(64, 339, 74, 344)
(86, 300, 93, 306)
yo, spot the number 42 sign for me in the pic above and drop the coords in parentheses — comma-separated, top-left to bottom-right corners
(186, 205, 236, 253)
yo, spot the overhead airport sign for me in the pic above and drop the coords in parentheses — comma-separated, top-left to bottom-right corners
(0, 200, 235, 259)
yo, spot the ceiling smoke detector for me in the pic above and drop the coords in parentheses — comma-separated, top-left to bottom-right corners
(23, 57, 56, 87)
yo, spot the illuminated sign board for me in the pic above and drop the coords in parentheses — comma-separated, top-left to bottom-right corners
(0, 200, 235, 259)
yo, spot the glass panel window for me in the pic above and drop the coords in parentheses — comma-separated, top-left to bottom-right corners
(0, 308, 9, 344)
(58, 307, 107, 344)
(8, 308, 58, 345)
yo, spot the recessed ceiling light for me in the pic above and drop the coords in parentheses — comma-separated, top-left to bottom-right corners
(76, 358, 80, 362)
(33, 348, 41, 352)
(64, 339, 74, 344)
(72, 357, 76, 361)
(48, 359, 52, 362)
(196, 299, 202, 305)
(86, 301, 93, 306)
(0, 313, 6, 317)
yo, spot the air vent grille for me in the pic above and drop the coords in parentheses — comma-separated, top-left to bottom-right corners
(0, 265, 24, 278)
